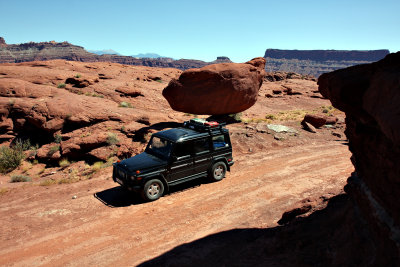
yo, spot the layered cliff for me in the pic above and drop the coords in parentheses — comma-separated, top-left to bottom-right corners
(265, 48, 390, 77)
(0, 38, 230, 70)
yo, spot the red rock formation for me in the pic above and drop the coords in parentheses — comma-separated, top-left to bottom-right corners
(162, 57, 266, 115)
(0, 37, 6, 47)
(319, 52, 400, 263)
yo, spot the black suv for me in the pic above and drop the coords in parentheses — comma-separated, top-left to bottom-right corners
(112, 119, 234, 201)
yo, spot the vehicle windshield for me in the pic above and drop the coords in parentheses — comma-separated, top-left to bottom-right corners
(146, 136, 173, 159)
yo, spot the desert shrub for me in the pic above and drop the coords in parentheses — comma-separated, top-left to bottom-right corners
(92, 161, 104, 171)
(57, 83, 66, 88)
(0, 146, 25, 173)
(119, 101, 133, 108)
(59, 159, 70, 168)
(48, 145, 60, 156)
(10, 175, 31, 183)
(103, 157, 115, 168)
(106, 133, 119, 145)
(15, 139, 34, 151)
(229, 113, 242, 122)
(75, 74, 82, 78)
(265, 114, 276, 120)
(54, 134, 62, 144)
(155, 78, 163, 83)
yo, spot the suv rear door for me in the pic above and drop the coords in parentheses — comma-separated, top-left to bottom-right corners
(211, 133, 232, 160)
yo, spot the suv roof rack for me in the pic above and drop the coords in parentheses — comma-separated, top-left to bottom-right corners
(183, 118, 226, 133)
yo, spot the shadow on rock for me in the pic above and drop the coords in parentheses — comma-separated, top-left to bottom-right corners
(94, 186, 144, 207)
(138, 194, 394, 267)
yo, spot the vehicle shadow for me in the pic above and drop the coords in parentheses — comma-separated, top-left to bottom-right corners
(94, 186, 144, 207)
(165, 178, 213, 196)
(94, 178, 214, 207)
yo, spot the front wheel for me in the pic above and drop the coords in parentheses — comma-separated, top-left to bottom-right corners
(141, 179, 164, 202)
(209, 162, 227, 182)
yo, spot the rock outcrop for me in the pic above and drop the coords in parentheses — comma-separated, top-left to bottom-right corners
(0, 60, 183, 163)
(319, 52, 400, 264)
(162, 57, 266, 115)
(264, 48, 390, 77)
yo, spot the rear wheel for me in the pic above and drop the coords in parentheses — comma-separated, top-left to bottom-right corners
(141, 179, 164, 201)
(209, 162, 227, 182)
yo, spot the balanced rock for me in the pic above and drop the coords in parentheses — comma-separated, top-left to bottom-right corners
(162, 57, 266, 115)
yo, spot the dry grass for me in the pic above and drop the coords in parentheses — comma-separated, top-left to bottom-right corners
(243, 105, 340, 124)
(39, 179, 57, 186)
(59, 159, 71, 168)
(0, 188, 9, 195)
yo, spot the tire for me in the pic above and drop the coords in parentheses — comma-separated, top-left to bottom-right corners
(209, 162, 227, 182)
(141, 179, 164, 201)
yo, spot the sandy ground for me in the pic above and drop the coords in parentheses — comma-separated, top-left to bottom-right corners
(0, 139, 352, 266)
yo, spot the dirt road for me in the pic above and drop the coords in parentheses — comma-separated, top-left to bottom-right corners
(0, 141, 352, 266)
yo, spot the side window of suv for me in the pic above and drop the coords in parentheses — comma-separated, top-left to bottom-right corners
(193, 138, 211, 154)
(174, 141, 193, 157)
(212, 135, 228, 149)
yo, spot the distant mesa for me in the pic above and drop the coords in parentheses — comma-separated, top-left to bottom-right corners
(0, 37, 233, 71)
(88, 49, 121, 56)
(264, 48, 390, 77)
(212, 56, 232, 64)
(130, 53, 164, 59)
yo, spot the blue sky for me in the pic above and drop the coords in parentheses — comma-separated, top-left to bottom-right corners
(1, 0, 399, 62)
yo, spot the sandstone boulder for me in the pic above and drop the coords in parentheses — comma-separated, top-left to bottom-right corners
(162, 57, 266, 115)
(302, 114, 338, 128)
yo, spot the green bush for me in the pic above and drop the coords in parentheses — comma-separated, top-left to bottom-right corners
(57, 83, 66, 88)
(229, 113, 242, 122)
(0, 145, 25, 173)
(119, 101, 133, 108)
(10, 175, 31, 183)
(48, 145, 60, 155)
(54, 134, 62, 144)
(75, 74, 82, 78)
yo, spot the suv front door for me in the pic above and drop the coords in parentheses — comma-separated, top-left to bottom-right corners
(168, 141, 195, 183)
(193, 137, 212, 174)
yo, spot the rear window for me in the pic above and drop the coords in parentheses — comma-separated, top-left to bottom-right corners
(212, 135, 229, 149)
